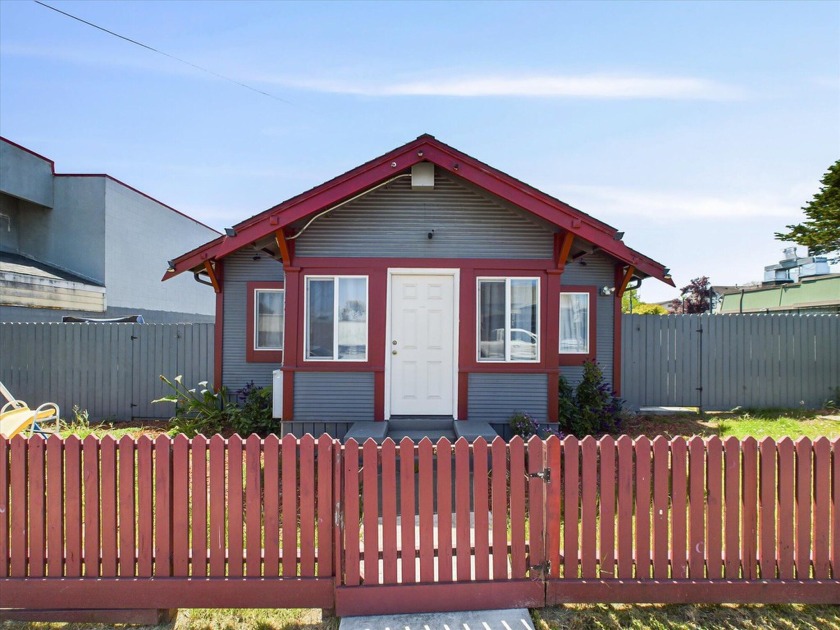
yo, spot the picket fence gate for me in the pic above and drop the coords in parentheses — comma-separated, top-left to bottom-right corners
(1, 433, 838, 620)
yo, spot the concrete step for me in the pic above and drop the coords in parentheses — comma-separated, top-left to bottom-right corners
(388, 416, 454, 431)
(387, 430, 456, 442)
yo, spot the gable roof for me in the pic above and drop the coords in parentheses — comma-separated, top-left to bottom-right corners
(164, 134, 673, 285)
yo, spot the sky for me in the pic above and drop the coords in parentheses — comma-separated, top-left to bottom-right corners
(1, 0, 838, 303)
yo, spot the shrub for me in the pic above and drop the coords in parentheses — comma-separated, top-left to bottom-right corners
(229, 381, 275, 436)
(154, 375, 235, 437)
(559, 360, 623, 437)
(509, 410, 563, 439)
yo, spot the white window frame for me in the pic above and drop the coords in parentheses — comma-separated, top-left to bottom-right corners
(253, 288, 285, 351)
(476, 276, 540, 363)
(304, 275, 369, 362)
(559, 291, 590, 354)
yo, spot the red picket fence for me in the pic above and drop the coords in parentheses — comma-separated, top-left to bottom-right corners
(1, 433, 838, 618)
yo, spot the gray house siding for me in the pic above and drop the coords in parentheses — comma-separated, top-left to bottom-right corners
(468, 373, 549, 423)
(294, 173, 554, 259)
(221, 250, 284, 390)
(293, 372, 375, 421)
(559, 252, 616, 389)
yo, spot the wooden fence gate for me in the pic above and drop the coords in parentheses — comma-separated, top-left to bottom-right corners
(2, 434, 839, 620)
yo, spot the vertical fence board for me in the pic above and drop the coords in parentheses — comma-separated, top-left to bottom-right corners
(299, 435, 316, 578)
(172, 435, 190, 577)
(343, 440, 360, 587)
(83, 437, 100, 578)
(688, 437, 706, 579)
(832, 439, 840, 580)
(208, 436, 226, 577)
(245, 435, 262, 578)
(46, 436, 64, 577)
(492, 437, 509, 581)
(473, 438, 490, 582)
(380, 439, 398, 584)
(706, 436, 723, 579)
(154, 435, 172, 577)
(100, 436, 118, 578)
(510, 436, 527, 579)
(741, 437, 758, 580)
(455, 438, 472, 582)
(418, 438, 436, 583)
(598, 437, 615, 580)
(671, 438, 688, 579)
(437, 438, 453, 583)
(227, 437, 244, 578)
(191, 435, 208, 578)
(545, 435, 562, 579)
(281, 434, 298, 579)
(317, 435, 334, 579)
(634, 437, 651, 580)
(27, 437, 45, 578)
(759, 438, 777, 579)
(400, 437, 417, 583)
(777, 438, 795, 579)
(580, 436, 597, 579)
(795, 438, 813, 580)
(616, 436, 632, 579)
(723, 437, 741, 579)
(65, 437, 82, 577)
(362, 439, 379, 585)
(651, 436, 669, 579)
(813, 438, 831, 579)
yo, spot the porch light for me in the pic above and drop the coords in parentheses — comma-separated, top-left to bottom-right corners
(600, 286, 615, 296)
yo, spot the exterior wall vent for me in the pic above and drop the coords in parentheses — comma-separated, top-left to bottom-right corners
(411, 163, 435, 191)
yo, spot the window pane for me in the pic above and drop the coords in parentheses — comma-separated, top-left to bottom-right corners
(560, 293, 589, 353)
(478, 280, 506, 360)
(256, 290, 284, 349)
(337, 277, 367, 360)
(307, 279, 334, 358)
(510, 279, 538, 360)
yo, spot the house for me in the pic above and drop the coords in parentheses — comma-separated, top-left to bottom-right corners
(0, 137, 219, 323)
(165, 135, 673, 437)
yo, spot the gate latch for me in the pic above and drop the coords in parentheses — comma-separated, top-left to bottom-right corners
(528, 468, 550, 482)
(529, 560, 550, 578)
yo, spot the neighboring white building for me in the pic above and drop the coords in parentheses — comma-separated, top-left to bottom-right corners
(0, 137, 219, 322)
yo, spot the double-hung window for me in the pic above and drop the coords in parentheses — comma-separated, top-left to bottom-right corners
(246, 282, 284, 362)
(477, 277, 539, 362)
(305, 276, 368, 361)
(559, 292, 590, 354)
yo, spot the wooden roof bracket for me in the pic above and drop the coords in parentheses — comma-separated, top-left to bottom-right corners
(616, 265, 637, 298)
(199, 260, 222, 293)
(274, 228, 292, 267)
(554, 231, 574, 272)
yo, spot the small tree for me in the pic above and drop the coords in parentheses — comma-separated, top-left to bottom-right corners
(668, 276, 712, 314)
(622, 288, 667, 315)
(775, 159, 840, 262)
(558, 361, 623, 436)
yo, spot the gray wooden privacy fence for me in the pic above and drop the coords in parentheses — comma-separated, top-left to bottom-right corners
(0, 323, 214, 421)
(621, 313, 840, 411)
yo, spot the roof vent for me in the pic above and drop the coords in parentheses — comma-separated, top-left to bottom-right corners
(411, 163, 435, 191)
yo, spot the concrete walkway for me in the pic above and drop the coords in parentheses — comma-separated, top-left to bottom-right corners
(339, 608, 535, 630)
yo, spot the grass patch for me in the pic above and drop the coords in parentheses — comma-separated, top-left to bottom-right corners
(533, 603, 840, 630)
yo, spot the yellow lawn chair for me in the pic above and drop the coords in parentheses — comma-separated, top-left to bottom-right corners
(0, 381, 60, 439)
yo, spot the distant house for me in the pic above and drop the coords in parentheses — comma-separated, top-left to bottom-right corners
(716, 249, 840, 314)
(165, 135, 673, 436)
(0, 138, 219, 323)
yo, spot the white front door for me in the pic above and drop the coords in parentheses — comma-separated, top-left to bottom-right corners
(389, 273, 457, 416)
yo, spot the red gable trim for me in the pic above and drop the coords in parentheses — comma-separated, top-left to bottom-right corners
(164, 135, 672, 285)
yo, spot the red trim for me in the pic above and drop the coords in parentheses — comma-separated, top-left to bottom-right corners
(282, 269, 301, 419)
(164, 136, 671, 286)
(246, 281, 285, 364)
(557, 286, 598, 366)
(213, 261, 224, 390)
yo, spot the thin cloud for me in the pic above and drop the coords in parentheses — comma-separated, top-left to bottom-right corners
(283, 73, 744, 100)
(558, 185, 794, 221)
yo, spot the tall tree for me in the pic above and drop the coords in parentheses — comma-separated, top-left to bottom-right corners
(775, 159, 840, 262)
(668, 276, 712, 314)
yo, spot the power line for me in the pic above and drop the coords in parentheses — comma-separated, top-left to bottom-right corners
(33, 0, 291, 104)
